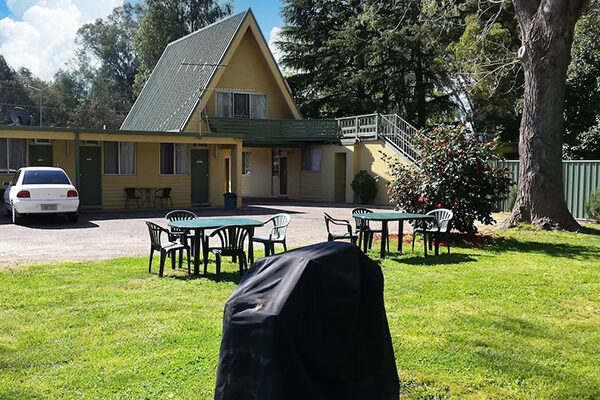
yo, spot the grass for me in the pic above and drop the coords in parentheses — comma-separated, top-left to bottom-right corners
(1, 226, 599, 399)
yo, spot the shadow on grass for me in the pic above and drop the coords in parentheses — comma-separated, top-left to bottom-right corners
(485, 237, 599, 260)
(386, 252, 479, 266)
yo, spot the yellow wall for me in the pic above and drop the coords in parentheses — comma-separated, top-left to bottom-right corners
(184, 25, 297, 132)
(357, 141, 409, 205)
(209, 144, 230, 206)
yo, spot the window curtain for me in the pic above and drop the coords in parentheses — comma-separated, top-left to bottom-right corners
(175, 144, 189, 174)
(233, 93, 250, 118)
(160, 143, 174, 174)
(302, 148, 322, 172)
(251, 94, 267, 119)
(216, 92, 233, 117)
(104, 142, 118, 174)
(119, 142, 135, 174)
(8, 139, 26, 172)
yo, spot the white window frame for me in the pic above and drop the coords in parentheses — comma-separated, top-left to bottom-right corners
(215, 90, 268, 119)
(159, 143, 189, 175)
(103, 142, 136, 175)
(0, 138, 26, 173)
(242, 151, 251, 175)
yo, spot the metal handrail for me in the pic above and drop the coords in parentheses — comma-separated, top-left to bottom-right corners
(337, 113, 419, 164)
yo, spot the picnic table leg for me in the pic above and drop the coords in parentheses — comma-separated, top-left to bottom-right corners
(423, 220, 428, 257)
(248, 227, 255, 266)
(358, 224, 364, 252)
(398, 220, 404, 253)
(380, 221, 388, 259)
(193, 230, 201, 274)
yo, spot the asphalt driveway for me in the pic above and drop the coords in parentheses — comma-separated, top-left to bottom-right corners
(0, 200, 399, 267)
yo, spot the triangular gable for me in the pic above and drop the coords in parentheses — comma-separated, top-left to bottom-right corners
(185, 10, 302, 129)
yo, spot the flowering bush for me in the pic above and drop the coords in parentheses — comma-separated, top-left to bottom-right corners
(384, 124, 512, 234)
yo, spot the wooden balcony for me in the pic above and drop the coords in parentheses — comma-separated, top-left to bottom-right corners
(206, 117, 341, 144)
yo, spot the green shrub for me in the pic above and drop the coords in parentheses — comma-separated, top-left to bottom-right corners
(351, 170, 378, 204)
(383, 124, 512, 234)
(585, 191, 600, 221)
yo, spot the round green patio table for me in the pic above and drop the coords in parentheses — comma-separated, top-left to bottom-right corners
(352, 212, 434, 259)
(168, 217, 264, 275)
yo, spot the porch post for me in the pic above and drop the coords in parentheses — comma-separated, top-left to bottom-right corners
(74, 131, 80, 189)
(231, 140, 243, 208)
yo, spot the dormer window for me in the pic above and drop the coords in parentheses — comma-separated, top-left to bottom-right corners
(216, 91, 267, 119)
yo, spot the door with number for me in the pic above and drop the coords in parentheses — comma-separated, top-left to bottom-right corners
(79, 146, 101, 207)
(191, 149, 209, 204)
(29, 145, 53, 167)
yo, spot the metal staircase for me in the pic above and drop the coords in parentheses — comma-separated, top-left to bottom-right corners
(336, 113, 419, 164)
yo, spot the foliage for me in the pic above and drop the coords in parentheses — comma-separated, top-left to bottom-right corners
(564, 12, 600, 159)
(279, 0, 460, 126)
(133, 0, 232, 94)
(75, 3, 143, 114)
(585, 191, 600, 221)
(67, 100, 128, 129)
(1, 228, 600, 398)
(350, 170, 378, 203)
(447, 2, 523, 142)
(384, 125, 511, 234)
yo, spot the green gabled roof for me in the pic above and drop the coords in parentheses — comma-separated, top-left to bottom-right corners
(121, 11, 248, 132)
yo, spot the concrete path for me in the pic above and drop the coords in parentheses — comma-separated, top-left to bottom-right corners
(0, 200, 401, 267)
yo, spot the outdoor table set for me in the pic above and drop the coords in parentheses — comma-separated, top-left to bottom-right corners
(352, 212, 435, 259)
(168, 217, 263, 275)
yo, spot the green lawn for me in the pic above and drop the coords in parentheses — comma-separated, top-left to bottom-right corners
(1, 227, 599, 399)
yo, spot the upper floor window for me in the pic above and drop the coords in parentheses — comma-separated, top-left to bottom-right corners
(216, 91, 267, 119)
(104, 142, 136, 175)
(0, 138, 26, 173)
(160, 143, 189, 175)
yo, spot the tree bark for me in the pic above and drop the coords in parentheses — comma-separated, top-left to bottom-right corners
(503, 0, 589, 231)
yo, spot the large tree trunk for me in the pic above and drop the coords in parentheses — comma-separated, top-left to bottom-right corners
(503, 0, 588, 231)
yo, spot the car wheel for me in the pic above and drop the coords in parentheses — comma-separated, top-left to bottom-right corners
(68, 212, 79, 223)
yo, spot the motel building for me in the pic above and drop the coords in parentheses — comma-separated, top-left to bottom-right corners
(0, 10, 416, 210)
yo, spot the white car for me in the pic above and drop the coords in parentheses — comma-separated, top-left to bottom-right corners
(2, 167, 80, 224)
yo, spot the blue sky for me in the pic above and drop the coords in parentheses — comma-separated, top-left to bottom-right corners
(0, 0, 285, 80)
(0, 1, 284, 37)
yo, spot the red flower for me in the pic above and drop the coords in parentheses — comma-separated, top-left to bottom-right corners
(424, 138, 429, 143)
(437, 203, 442, 208)
(438, 171, 443, 176)
(489, 141, 494, 147)
(447, 150, 452, 155)
(418, 197, 428, 204)
(454, 201, 459, 207)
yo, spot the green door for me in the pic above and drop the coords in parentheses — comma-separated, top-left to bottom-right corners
(29, 145, 53, 167)
(79, 147, 101, 207)
(191, 149, 209, 204)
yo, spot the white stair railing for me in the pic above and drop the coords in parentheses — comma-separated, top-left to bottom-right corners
(337, 113, 419, 164)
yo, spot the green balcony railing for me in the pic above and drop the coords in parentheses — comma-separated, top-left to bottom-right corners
(206, 117, 341, 143)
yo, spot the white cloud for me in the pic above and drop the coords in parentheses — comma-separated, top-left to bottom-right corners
(0, 0, 123, 81)
(268, 26, 283, 63)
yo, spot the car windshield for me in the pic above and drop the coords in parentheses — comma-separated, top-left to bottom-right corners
(22, 170, 70, 185)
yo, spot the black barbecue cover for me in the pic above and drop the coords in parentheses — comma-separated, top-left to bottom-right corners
(214, 241, 399, 400)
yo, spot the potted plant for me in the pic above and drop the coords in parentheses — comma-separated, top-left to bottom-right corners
(351, 170, 378, 204)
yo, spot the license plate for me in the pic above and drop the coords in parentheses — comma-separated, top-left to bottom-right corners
(41, 204, 57, 211)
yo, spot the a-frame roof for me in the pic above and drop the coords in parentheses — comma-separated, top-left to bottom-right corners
(121, 9, 300, 132)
